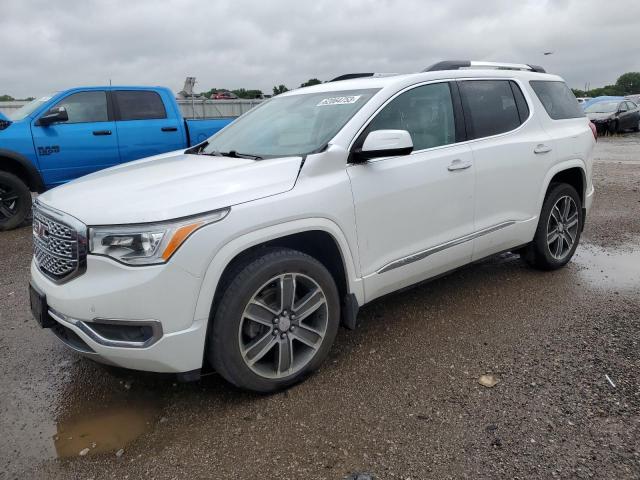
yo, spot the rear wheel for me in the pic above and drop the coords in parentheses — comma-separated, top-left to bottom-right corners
(0, 171, 31, 231)
(209, 248, 340, 393)
(522, 183, 583, 270)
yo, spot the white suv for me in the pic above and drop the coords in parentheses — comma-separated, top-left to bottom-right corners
(30, 61, 595, 392)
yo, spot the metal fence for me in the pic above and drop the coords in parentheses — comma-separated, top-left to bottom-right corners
(0, 99, 263, 118)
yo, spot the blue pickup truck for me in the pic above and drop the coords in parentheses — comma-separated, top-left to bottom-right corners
(0, 86, 234, 230)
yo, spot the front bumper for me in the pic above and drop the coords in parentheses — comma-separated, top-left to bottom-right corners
(30, 255, 209, 373)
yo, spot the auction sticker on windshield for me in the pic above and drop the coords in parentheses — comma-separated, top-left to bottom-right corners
(317, 95, 361, 106)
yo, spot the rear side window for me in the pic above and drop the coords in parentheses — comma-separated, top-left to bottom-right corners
(114, 91, 167, 121)
(458, 80, 522, 139)
(529, 81, 584, 120)
(366, 82, 456, 151)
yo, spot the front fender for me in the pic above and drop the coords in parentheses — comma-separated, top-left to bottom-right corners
(192, 217, 364, 322)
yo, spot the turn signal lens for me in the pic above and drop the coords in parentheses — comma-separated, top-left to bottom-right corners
(161, 222, 204, 260)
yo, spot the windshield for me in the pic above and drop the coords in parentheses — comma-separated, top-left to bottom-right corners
(7, 95, 53, 121)
(201, 89, 379, 158)
(585, 102, 619, 113)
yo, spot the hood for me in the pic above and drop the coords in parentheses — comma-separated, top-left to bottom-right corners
(0, 111, 7, 121)
(586, 112, 614, 121)
(38, 151, 303, 225)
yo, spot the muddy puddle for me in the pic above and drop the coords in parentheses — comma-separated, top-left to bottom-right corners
(49, 397, 161, 458)
(573, 243, 640, 291)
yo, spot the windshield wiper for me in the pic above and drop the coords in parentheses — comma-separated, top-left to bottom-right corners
(202, 150, 262, 160)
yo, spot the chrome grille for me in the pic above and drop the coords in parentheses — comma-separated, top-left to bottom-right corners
(33, 203, 87, 282)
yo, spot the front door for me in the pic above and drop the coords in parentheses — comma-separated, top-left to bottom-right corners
(347, 82, 475, 301)
(31, 90, 119, 187)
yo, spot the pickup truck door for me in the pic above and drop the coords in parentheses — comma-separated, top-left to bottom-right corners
(31, 90, 119, 187)
(347, 82, 475, 301)
(113, 90, 185, 163)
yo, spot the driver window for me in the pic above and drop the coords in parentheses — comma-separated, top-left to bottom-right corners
(367, 82, 455, 151)
(619, 102, 628, 112)
(52, 91, 108, 124)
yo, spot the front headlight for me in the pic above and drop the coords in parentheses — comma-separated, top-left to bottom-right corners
(89, 208, 229, 265)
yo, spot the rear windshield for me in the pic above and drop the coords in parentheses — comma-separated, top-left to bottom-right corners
(529, 81, 584, 120)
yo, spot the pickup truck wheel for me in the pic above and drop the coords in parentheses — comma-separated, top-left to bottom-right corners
(522, 183, 583, 270)
(209, 248, 340, 393)
(0, 172, 31, 231)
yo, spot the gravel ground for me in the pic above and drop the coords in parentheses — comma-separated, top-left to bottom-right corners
(1, 133, 639, 479)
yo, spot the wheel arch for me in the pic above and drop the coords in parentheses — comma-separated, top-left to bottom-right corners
(539, 161, 586, 208)
(193, 219, 364, 331)
(0, 149, 45, 192)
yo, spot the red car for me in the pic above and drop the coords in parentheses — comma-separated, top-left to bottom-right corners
(212, 91, 238, 100)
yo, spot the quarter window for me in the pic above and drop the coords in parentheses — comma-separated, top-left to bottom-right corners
(366, 82, 456, 151)
(529, 81, 584, 120)
(114, 91, 167, 121)
(458, 80, 522, 139)
(51, 91, 108, 123)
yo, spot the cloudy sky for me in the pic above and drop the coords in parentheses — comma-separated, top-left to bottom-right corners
(1, 0, 639, 98)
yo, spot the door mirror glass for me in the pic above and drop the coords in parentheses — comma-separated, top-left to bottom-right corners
(354, 129, 413, 161)
(38, 106, 68, 126)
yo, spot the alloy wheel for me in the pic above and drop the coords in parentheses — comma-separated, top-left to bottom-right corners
(546, 195, 579, 260)
(0, 184, 19, 220)
(238, 273, 328, 379)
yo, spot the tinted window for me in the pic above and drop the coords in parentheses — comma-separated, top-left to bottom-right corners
(114, 91, 166, 120)
(529, 81, 584, 120)
(367, 82, 456, 151)
(510, 81, 530, 123)
(52, 91, 108, 123)
(626, 101, 637, 110)
(459, 80, 521, 139)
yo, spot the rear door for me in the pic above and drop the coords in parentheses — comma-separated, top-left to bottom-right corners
(457, 79, 549, 260)
(31, 90, 119, 186)
(113, 90, 184, 163)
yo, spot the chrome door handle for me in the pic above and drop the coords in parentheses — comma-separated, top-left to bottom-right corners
(534, 144, 552, 154)
(447, 159, 472, 171)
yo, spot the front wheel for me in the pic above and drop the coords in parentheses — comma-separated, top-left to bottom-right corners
(522, 183, 583, 270)
(0, 171, 32, 231)
(209, 248, 340, 393)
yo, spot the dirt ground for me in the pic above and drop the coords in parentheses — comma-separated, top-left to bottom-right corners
(1, 133, 639, 480)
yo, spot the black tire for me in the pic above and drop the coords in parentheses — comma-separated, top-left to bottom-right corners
(0, 171, 31, 231)
(633, 121, 639, 133)
(608, 120, 618, 135)
(209, 247, 340, 393)
(522, 183, 583, 271)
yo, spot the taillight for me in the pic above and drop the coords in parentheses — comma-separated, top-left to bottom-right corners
(589, 121, 598, 141)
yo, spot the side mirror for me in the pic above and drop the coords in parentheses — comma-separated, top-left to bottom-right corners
(352, 129, 413, 162)
(37, 106, 68, 126)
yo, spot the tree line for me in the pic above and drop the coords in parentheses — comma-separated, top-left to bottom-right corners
(0, 94, 35, 101)
(199, 78, 323, 99)
(572, 72, 640, 98)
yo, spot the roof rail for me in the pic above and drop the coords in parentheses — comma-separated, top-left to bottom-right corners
(330, 72, 399, 82)
(423, 61, 546, 73)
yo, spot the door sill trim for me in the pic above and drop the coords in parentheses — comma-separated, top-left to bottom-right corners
(376, 221, 517, 274)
